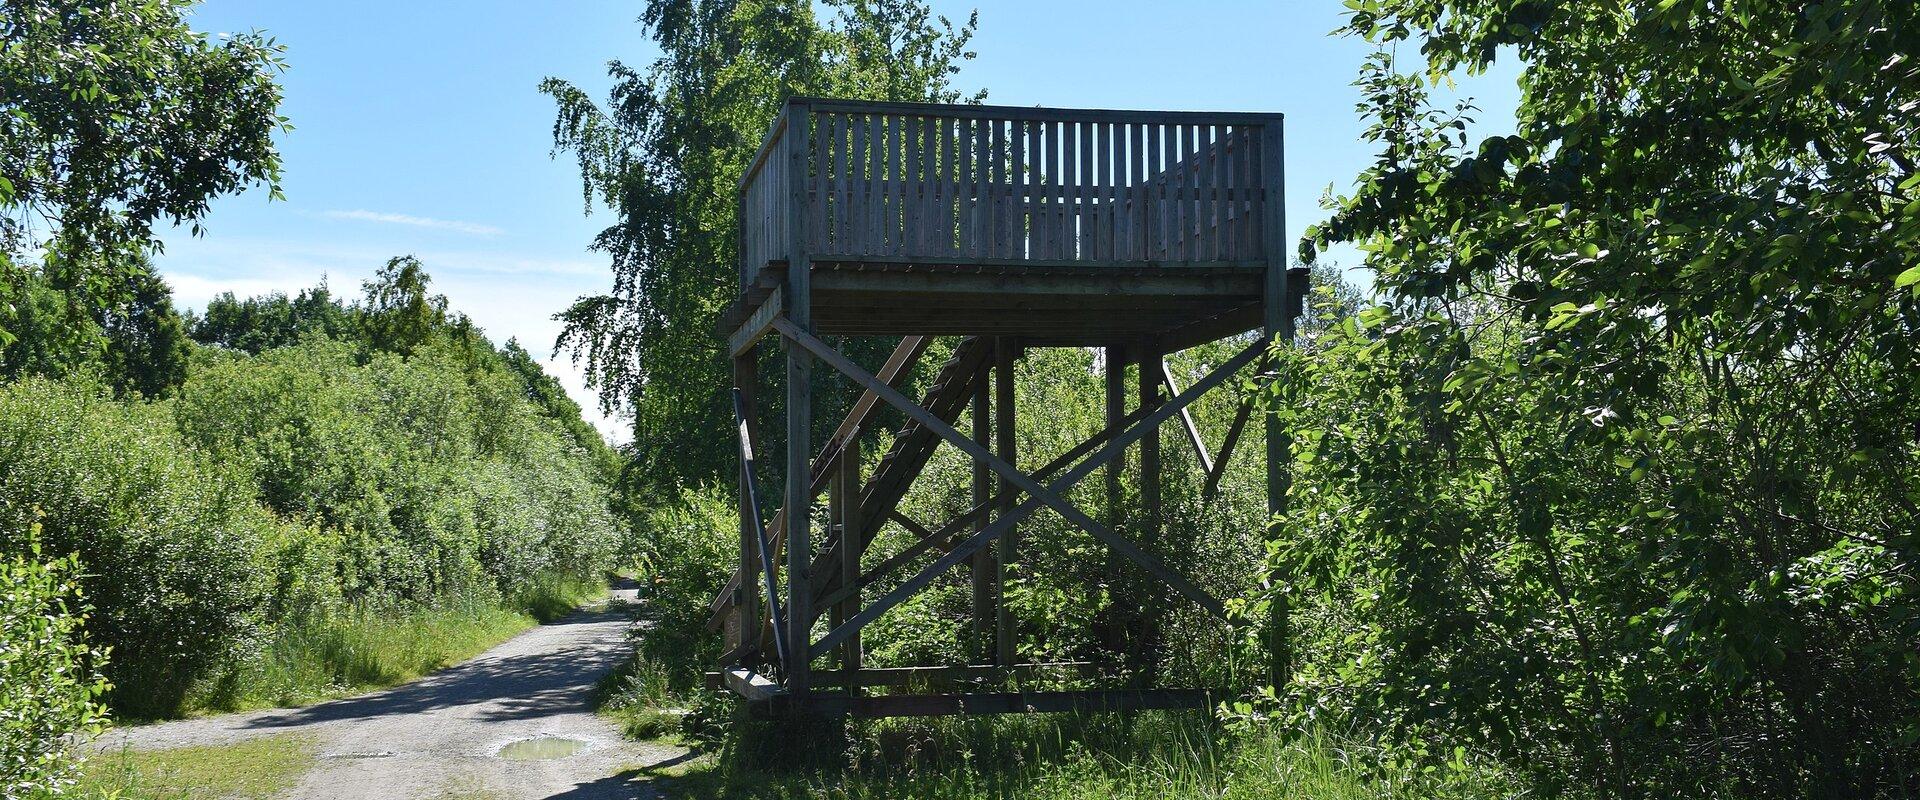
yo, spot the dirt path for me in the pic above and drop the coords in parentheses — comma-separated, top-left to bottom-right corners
(96, 582, 687, 799)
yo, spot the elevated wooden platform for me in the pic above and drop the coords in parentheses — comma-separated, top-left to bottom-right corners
(722, 260, 1263, 349)
(718, 97, 1302, 718)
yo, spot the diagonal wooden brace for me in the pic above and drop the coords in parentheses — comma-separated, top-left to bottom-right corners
(814, 400, 1157, 614)
(782, 322, 1266, 659)
(777, 318, 1223, 624)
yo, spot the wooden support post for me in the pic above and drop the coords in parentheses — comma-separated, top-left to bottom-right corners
(993, 337, 1018, 667)
(1259, 115, 1290, 689)
(832, 438, 862, 695)
(1104, 346, 1126, 529)
(784, 100, 814, 701)
(733, 352, 760, 666)
(1138, 342, 1163, 541)
(969, 369, 994, 661)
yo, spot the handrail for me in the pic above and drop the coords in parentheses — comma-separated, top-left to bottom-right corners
(790, 96, 1283, 126)
(733, 387, 789, 672)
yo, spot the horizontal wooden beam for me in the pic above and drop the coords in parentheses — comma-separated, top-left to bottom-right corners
(808, 661, 1096, 688)
(793, 96, 1284, 127)
(721, 667, 785, 702)
(819, 688, 1217, 718)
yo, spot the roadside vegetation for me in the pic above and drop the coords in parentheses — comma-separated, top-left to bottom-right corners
(562, 1, 1920, 799)
(4, 0, 1916, 798)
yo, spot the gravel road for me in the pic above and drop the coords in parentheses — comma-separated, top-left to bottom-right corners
(96, 582, 686, 799)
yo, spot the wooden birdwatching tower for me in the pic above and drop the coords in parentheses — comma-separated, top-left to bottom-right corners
(710, 98, 1305, 717)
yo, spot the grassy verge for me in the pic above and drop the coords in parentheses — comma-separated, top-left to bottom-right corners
(187, 572, 607, 714)
(623, 710, 1508, 799)
(75, 733, 316, 799)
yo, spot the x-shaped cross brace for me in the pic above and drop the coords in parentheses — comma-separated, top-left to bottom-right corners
(774, 318, 1266, 662)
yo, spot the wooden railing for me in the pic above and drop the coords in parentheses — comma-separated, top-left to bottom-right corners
(738, 99, 1283, 287)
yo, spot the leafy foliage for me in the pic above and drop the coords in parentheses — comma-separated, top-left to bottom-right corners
(0, 377, 278, 717)
(0, 0, 287, 349)
(1271, 2, 1920, 796)
(542, 0, 979, 491)
(0, 539, 109, 800)
(0, 260, 623, 719)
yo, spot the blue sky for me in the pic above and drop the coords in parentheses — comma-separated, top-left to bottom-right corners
(160, 1, 1521, 441)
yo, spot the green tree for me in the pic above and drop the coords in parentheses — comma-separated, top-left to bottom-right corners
(1274, 2, 1920, 797)
(1, 0, 288, 349)
(0, 254, 191, 398)
(542, 0, 979, 490)
(191, 282, 355, 354)
(357, 256, 451, 357)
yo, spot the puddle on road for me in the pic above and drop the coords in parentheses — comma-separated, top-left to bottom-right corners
(497, 737, 588, 760)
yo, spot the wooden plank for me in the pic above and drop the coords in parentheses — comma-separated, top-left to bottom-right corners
(972, 116, 988, 259)
(888, 509, 936, 542)
(886, 114, 902, 256)
(938, 115, 951, 255)
(722, 667, 785, 702)
(921, 116, 938, 257)
(797, 97, 1284, 126)
(809, 661, 1097, 688)
(830, 688, 1215, 718)
(1054, 120, 1070, 260)
(794, 326, 1264, 661)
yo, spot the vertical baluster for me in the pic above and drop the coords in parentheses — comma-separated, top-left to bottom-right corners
(975, 115, 990, 257)
(1022, 119, 1038, 260)
(1060, 120, 1072, 260)
(1078, 120, 1093, 261)
(920, 116, 937, 257)
(1129, 122, 1144, 262)
(1207, 124, 1222, 262)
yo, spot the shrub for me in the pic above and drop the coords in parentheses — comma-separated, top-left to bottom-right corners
(1, 539, 109, 799)
(0, 378, 275, 717)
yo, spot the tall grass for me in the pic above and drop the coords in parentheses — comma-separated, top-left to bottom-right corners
(646, 710, 1509, 799)
(187, 572, 606, 713)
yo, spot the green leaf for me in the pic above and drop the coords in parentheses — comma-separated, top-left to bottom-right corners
(1895, 264, 1920, 293)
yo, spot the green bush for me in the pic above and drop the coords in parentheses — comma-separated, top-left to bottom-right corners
(1, 540, 109, 800)
(0, 378, 277, 717)
(173, 338, 619, 606)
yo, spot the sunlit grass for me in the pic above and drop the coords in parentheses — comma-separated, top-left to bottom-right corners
(186, 572, 607, 714)
(76, 733, 316, 800)
(638, 710, 1509, 800)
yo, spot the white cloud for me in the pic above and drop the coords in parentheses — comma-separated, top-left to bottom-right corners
(321, 209, 504, 237)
